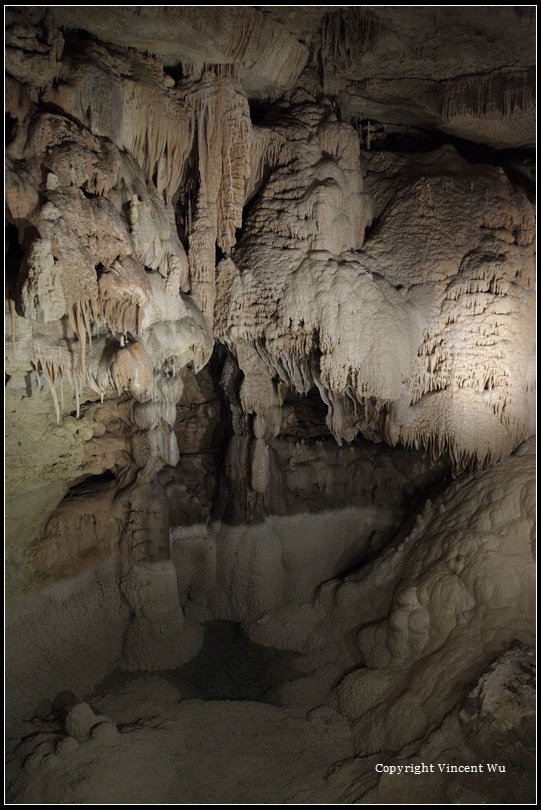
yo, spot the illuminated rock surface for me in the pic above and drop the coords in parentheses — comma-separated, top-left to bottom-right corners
(5, 6, 535, 804)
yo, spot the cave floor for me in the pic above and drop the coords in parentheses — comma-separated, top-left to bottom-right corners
(5, 621, 349, 802)
(7, 649, 356, 803)
(6, 621, 534, 804)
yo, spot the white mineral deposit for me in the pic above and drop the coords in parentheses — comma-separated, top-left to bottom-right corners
(4, 6, 535, 805)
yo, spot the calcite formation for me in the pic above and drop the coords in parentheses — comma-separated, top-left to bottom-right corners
(216, 134, 534, 471)
(4, 6, 536, 806)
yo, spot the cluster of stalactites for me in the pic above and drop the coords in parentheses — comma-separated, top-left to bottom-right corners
(317, 8, 381, 95)
(442, 67, 535, 121)
(31, 318, 213, 427)
(188, 66, 252, 328)
(43, 42, 253, 311)
(42, 40, 194, 211)
(6, 56, 219, 432)
(228, 327, 533, 477)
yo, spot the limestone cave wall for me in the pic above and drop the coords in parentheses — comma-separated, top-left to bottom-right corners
(4, 6, 536, 805)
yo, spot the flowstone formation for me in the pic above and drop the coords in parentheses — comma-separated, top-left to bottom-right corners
(5, 6, 536, 805)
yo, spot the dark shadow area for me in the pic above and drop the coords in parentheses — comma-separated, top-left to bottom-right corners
(355, 119, 535, 199)
(63, 471, 117, 500)
(94, 620, 301, 704)
(162, 62, 183, 84)
(165, 620, 300, 702)
(5, 112, 17, 145)
(5, 222, 24, 301)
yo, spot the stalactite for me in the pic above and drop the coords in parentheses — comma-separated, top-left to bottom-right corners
(111, 341, 154, 400)
(188, 66, 251, 327)
(6, 10, 535, 485)
(250, 437, 270, 493)
(442, 68, 535, 120)
(31, 342, 85, 424)
(318, 9, 381, 95)
(67, 300, 94, 380)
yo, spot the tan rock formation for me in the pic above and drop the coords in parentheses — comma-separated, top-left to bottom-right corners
(4, 7, 536, 805)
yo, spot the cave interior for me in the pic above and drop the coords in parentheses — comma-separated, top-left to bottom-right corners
(4, 5, 536, 805)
